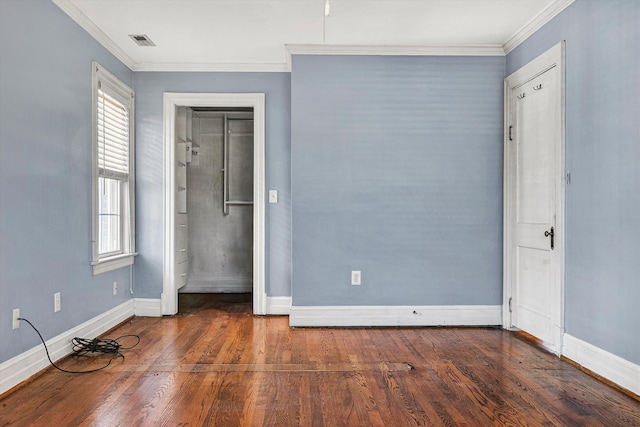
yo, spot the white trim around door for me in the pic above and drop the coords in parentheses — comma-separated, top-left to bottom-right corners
(503, 42, 566, 354)
(162, 93, 266, 315)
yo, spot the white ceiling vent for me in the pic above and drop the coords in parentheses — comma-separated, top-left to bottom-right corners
(129, 34, 156, 47)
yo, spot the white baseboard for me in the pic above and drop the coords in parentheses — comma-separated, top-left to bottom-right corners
(179, 285, 253, 293)
(133, 296, 288, 317)
(134, 298, 162, 317)
(289, 305, 502, 327)
(0, 300, 135, 396)
(181, 278, 252, 294)
(266, 296, 291, 315)
(562, 333, 640, 396)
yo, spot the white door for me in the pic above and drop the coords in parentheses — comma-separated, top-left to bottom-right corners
(505, 43, 564, 354)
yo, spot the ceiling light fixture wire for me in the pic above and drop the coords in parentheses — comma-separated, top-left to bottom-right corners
(323, 0, 330, 43)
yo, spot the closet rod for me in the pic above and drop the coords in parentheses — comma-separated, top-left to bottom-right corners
(194, 112, 253, 119)
(197, 110, 252, 115)
(222, 114, 254, 216)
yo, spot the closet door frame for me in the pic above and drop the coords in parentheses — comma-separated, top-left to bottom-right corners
(162, 93, 266, 315)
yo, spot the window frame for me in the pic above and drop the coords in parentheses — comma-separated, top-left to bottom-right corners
(91, 62, 136, 275)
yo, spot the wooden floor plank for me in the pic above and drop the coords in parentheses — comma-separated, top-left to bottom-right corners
(1, 293, 638, 426)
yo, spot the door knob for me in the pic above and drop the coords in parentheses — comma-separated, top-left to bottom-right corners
(544, 227, 555, 250)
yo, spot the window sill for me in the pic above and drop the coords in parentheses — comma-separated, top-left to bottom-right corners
(92, 253, 138, 275)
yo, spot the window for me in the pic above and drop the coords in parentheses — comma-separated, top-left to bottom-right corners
(91, 62, 136, 274)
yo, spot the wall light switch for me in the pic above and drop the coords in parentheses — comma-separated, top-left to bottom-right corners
(269, 190, 278, 204)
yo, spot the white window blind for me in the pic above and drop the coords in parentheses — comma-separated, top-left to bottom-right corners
(97, 89, 129, 180)
(91, 62, 136, 274)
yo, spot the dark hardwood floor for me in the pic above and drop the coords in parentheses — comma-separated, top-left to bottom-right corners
(1, 293, 638, 426)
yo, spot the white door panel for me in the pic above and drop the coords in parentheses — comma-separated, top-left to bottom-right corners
(505, 42, 564, 353)
(516, 246, 552, 340)
(512, 70, 556, 345)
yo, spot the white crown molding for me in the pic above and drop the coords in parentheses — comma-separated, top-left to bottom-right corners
(286, 44, 506, 57)
(130, 44, 505, 72)
(503, 0, 575, 54)
(52, 0, 136, 70)
(289, 305, 501, 327)
(0, 300, 135, 396)
(53, 0, 574, 72)
(133, 62, 290, 73)
(562, 333, 640, 398)
(286, 44, 506, 70)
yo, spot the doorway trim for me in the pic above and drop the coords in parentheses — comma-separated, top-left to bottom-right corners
(162, 93, 266, 315)
(503, 42, 566, 354)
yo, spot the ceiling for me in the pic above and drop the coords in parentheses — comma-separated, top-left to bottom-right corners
(52, 0, 574, 71)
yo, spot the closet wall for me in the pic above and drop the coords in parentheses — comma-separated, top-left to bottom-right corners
(180, 110, 254, 293)
(175, 106, 190, 291)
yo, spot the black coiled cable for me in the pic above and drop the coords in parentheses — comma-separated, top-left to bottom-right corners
(19, 317, 140, 374)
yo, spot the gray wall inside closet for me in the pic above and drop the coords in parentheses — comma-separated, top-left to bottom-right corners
(181, 111, 254, 293)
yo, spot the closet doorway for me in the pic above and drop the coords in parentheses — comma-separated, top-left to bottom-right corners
(187, 107, 255, 295)
(162, 93, 266, 316)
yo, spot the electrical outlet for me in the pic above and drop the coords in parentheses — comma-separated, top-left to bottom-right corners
(351, 270, 361, 286)
(113, 282, 118, 296)
(12, 309, 20, 329)
(54, 292, 61, 313)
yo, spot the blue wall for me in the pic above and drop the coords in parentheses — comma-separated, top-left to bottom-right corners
(291, 55, 505, 306)
(507, 0, 640, 364)
(133, 72, 292, 298)
(0, 0, 133, 362)
(2, 0, 637, 372)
